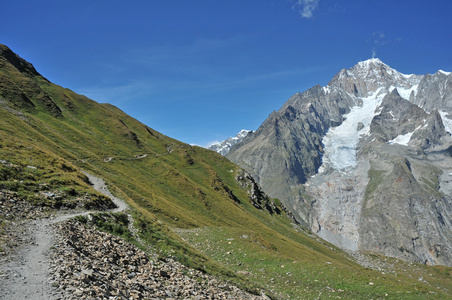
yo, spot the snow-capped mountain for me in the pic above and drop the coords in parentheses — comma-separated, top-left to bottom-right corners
(328, 58, 422, 98)
(227, 58, 452, 266)
(208, 129, 252, 155)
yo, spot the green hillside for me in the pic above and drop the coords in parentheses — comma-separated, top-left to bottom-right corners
(1, 44, 451, 299)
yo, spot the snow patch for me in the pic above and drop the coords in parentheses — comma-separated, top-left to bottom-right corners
(387, 125, 422, 146)
(356, 58, 383, 69)
(398, 84, 419, 100)
(208, 129, 252, 155)
(439, 111, 452, 134)
(439, 70, 451, 75)
(322, 85, 331, 94)
(387, 132, 413, 146)
(401, 73, 415, 79)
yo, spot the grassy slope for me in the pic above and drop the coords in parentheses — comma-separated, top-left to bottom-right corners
(0, 45, 451, 299)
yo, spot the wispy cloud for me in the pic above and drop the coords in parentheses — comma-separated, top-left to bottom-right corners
(372, 31, 388, 45)
(368, 31, 402, 58)
(78, 80, 156, 106)
(294, 0, 320, 19)
(371, 31, 402, 46)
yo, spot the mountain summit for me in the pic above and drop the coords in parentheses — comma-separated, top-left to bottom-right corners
(328, 58, 422, 97)
(227, 58, 452, 266)
(0, 44, 42, 78)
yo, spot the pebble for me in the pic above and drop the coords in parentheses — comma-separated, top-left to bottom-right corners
(48, 220, 269, 299)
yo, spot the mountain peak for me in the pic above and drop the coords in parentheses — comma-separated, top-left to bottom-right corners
(350, 57, 394, 76)
(355, 58, 385, 69)
(328, 58, 420, 97)
(0, 44, 42, 78)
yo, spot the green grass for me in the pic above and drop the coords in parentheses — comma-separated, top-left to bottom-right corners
(0, 45, 451, 299)
(175, 226, 451, 299)
(364, 168, 385, 202)
(75, 212, 133, 241)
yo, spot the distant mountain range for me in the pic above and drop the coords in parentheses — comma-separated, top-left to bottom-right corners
(208, 129, 252, 155)
(218, 58, 452, 266)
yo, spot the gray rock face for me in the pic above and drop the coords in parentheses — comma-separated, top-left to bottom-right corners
(235, 169, 283, 215)
(370, 89, 447, 147)
(227, 58, 452, 266)
(355, 138, 452, 266)
(412, 71, 452, 113)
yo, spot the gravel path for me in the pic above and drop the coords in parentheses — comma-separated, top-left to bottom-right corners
(0, 171, 128, 300)
(1, 218, 54, 299)
(81, 171, 128, 213)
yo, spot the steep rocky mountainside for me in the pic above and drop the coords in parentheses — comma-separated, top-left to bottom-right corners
(227, 58, 452, 266)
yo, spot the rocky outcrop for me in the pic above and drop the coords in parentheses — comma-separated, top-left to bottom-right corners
(370, 89, 448, 149)
(370, 89, 428, 141)
(409, 109, 448, 149)
(412, 71, 452, 113)
(236, 170, 282, 215)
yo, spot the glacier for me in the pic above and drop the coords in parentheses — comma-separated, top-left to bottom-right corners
(320, 88, 385, 171)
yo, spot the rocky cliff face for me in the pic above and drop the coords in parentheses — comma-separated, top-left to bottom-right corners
(227, 58, 452, 266)
(413, 71, 452, 113)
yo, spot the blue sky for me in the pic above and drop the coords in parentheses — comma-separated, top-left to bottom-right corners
(2, 0, 451, 146)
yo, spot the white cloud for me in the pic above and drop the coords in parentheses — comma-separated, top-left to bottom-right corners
(373, 31, 387, 45)
(372, 31, 400, 46)
(294, 0, 320, 19)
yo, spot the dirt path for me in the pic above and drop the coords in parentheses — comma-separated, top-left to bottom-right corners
(82, 171, 128, 213)
(0, 171, 128, 299)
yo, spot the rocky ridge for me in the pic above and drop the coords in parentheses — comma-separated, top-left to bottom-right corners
(209, 129, 252, 155)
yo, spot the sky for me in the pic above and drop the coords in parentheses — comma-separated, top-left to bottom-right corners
(1, 0, 451, 146)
